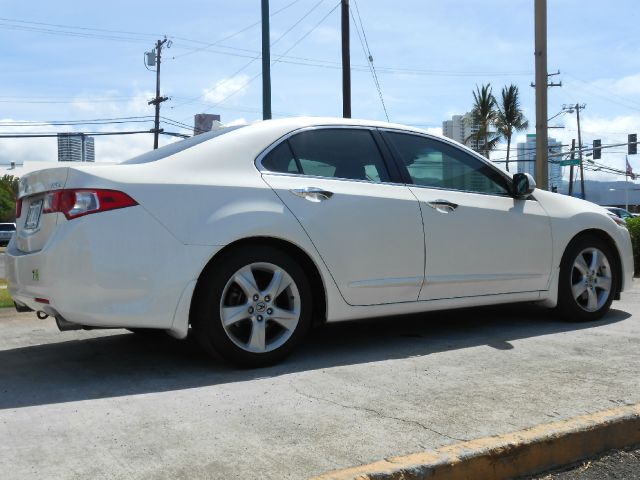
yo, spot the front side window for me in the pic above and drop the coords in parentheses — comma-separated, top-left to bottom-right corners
(261, 128, 390, 183)
(384, 131, 509, 195)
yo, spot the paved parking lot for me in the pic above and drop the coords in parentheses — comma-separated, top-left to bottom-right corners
(1, 286, 639, 479)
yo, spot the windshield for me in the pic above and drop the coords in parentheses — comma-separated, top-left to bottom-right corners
(122, 126, 245, 165)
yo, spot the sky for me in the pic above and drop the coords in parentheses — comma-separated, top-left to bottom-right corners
(0, 0, 639, 181)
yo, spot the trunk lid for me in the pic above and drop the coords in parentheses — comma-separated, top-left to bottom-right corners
(17, 167, 70, 253)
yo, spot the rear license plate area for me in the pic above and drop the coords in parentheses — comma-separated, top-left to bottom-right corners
(25, 199, 44, 230)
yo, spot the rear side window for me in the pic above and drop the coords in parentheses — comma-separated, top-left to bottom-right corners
(261, 128, 390, 183)
(0, 224, 15, 231)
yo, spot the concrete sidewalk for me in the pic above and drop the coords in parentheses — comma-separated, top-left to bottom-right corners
(0, 284, 639, 479)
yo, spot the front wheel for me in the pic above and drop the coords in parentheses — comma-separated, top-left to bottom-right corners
(192, 246, 312, 367)
(557, 235, 617, 322)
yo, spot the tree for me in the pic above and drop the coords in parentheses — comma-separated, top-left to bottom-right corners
(0, 175, 19, 222)
(495, 84, 529, 172)
(467, 84, 500, 159)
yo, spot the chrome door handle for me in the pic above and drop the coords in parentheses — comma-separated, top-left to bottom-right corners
(426, 199, 458, 213)
(290, 187, 334, 202)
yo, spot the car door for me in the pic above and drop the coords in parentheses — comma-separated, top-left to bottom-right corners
(258, 127, 425, 306)
(381, 130, 553, 300)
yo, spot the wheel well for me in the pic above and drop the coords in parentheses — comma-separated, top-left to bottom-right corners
(566, 229, 623, 299)
(191, 237, 327, 326)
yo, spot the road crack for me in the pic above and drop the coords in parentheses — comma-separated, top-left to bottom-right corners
(291, 384, 466, 443)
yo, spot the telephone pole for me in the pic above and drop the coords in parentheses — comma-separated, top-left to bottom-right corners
(261, 0, 272, 120)
(146, 37, 169, 149)
(568, 139, 576, 197)
(341, 0, 351, 118)
(575, 103, 586, 199)
(534, 0, 548, 190)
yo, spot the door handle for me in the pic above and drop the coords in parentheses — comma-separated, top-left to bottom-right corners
(426, 199, 458, 213)
(290, 187, 334, 202)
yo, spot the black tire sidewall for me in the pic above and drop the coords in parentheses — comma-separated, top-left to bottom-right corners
(193, 246, 312, 367)
(557, 235, 617, 322)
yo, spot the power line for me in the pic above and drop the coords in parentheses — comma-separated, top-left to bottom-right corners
(172, 0, 328, 110)
(186, 2, 340, 120)
(171, 0, 304, 60)
(0, 16, 534, 78)
(349, 0, 388, 121)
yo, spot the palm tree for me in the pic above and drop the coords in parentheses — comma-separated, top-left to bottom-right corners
(495, 84, 529, 172)
(467, 84, 500, 159)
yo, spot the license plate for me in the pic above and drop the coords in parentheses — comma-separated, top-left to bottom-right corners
(25, 199, 43, 230)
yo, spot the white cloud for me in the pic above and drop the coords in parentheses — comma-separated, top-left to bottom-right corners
(203, 75, 251, 104)
(225, 117, 249, 127)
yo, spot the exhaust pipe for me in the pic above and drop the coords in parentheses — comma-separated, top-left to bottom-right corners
(36, 311, 49, 320)
(55, 315, 82, 331)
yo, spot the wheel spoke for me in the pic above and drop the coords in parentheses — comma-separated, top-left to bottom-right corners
(586, 288, 598, 311)
(572, 281, 587, 300)
(596, 275, 612, 292)
(589, 250, 599, 272)
(234, 266, 259, 298)
(221, 304, 249, 327)
(574, 255, 589, 275)
(269, 307, 299, 331)
(248, 320, 266, 352)
(264, 269, 289, 299)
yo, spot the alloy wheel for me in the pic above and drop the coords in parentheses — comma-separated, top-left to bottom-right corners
(219, 262, 301, 353)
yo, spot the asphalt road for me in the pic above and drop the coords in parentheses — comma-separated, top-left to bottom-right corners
(1, 286, 639, 479)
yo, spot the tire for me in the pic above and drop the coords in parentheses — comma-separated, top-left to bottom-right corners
(557, 235, 618, 322)
(192, 246, 312, 367)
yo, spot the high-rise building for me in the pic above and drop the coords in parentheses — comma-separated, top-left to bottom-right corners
(442, 112, 482, 151)
(194, 113, 222, 135)
(57, 133, 95, 162)
(516, 134, 562, 190)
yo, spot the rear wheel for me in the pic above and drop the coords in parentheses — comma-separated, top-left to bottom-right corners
(192, 246, 312, 367)
(557, 235, 617, 322)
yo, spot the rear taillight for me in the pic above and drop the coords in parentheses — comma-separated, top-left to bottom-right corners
(16, 197, 22, 218)
(42, 189, 138, 220)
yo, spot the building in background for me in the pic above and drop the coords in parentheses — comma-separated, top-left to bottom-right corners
(442, 112, 482, 151)
(516, 134, 562, 191)
(193, 114, 222, 135)
(57, 133, 95, 162)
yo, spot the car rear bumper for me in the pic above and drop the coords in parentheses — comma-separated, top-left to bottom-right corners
(5, 206, 218, 336)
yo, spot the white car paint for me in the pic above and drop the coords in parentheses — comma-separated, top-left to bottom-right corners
(5, 117, 634, 340)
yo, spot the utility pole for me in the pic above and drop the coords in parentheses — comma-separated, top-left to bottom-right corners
(568, 138, 575, 197)
(261, 0, 272, 120)
(534, 0, 549, 190)
(147, 37, 170, 149)
(575, 103, 586, 199)
(341, 0, 351, 118)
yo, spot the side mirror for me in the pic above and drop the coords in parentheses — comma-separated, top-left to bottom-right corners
(512, 172, 536, 198)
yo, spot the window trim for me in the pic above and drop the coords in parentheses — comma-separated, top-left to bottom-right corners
(255, 125, 406, 185)
(378, 127, 515, 198)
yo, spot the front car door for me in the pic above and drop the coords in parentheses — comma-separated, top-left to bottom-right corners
(258, 127, 425, 306)
(381, 130, 553, 300)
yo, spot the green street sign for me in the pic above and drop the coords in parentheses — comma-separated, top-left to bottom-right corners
(560, 159, 580, 166)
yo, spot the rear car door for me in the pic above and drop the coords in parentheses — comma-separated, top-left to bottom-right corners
(381, 130, 553, 300)
(259, 127, 425, 306)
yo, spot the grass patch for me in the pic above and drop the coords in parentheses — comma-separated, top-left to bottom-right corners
(0, 287, 13, 308)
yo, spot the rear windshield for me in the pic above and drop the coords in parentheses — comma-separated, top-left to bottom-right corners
(0, 224, 15, 231)
(122, 126, 245, 165)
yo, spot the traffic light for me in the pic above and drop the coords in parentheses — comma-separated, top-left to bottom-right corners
(593, 139, 601, 159)
(630, 134, 638, 155)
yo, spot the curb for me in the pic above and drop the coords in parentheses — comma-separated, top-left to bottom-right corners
(311, 404, 640, 480)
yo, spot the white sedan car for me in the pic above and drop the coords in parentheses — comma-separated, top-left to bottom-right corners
(6, 117, 633, 366)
